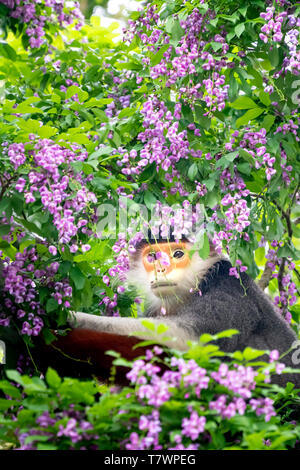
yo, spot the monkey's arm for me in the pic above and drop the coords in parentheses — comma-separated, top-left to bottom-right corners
(69, 311, 198, 350)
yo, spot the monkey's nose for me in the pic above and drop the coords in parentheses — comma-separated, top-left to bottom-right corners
(155, 264, 166, 274)
(155, 266, 166, 273)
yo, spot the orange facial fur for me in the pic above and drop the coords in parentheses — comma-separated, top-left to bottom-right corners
(142, 242, 190, 275)
(127, 239, 221, 315)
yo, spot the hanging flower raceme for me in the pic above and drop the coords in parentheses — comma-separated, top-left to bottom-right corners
(7, 138, 97, 245)
(1, 0, 84, 49)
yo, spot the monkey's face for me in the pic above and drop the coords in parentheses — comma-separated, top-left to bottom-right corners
(127, 239, 220, 313)
(142, 242, 191, 298)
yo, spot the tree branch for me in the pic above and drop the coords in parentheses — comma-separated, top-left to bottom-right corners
(272, 200, 293, 238)
(258, 264, 273, 290)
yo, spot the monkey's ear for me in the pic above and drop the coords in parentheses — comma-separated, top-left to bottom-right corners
(34, 329, 157, 385)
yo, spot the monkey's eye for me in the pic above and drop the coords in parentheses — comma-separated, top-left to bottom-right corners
(173, 250, 184, 259)
(147, 252, 156, 263)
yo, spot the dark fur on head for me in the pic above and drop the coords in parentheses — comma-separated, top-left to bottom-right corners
(133, 229, 190, 253)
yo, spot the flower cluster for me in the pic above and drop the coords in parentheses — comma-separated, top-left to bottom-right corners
(211, 167, 250, 255)
(264, 241, 297, 322)
(4, 138, 97, 245)
(211, 363, 257, 399)
(126, 410, 162, 450)
(240, 128, 280, 182)
(17, 406, 98, 450)
(118, 96, 192, 175)
(123, 346, 281, 450)
(0, 245, 72, 335)
(259, 7, 300, 74)
(221, 193, 251, 233)
(249, 398, 276, 422)
(1, 0, 84, 49)
(201, 73, 229, 112)
(125, 3, 232, 115)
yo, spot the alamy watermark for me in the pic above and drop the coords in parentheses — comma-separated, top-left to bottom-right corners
(291, 340, 300, 366)
(95, 199, 205, 241)
(0, 340, 5, 365)
(291, 79, 300, 105)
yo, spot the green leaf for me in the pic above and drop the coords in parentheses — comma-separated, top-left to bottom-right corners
(203, 177, 216, 192)
(236, 107, 264, 127)
(0, 43, 17, 61)
(255, 247, 265, 264)
(269, 47, 280, 67)
(277, 245, 298, 259)
(0, 398, 19, 410)
(144, 190, 157, 209)
(216, 329, 239, 339)
(211, 42, 223, 52)
(230, 96, 258, 109)
(46, 368, 61, 389)
(14, 104, 43, 114)
(66, 85, 89, 102)
(188, 163, 198, 180)
(261, 114, 275, 131)
(258, 91, 271, 107)
(166, 18, 184, 46)
(157, 324, 169, 335)
(237, 162, 251, 175)
(85, 98, 113, 108)
(199, 333, 215, 344)
(5, 370, 23, 385)
(0, 224, 10, 236)
(15, 217, 44, 238)
(141, 319, 156, 332)
(37, 125, 58, 138)
(235, 23, 245, 38)
(70, 265, 86, 290)
(118, 107, 136, 119)
(150, 44, 170, 66)
(225, 151, 239, 162)
(0, 381, 22, 399)
(89, 146, 114, 159)
(217, 151, 238, 169)
(92, 108, 109, 122)
(37, 444, 58, 451)
(18, 118, 42, 133)
(194, 105, 211, 129)
(239, 6, 248, 16)
(239, 148, 254, 163)
(206, 191, 219, 209)
(46, 298, 58, 313)
(226, 30, 236, 42)
(242, 347, 266, 360)
(68, 134, 90, 145)
(133, 84, 148, 94)
(197, 232, 210, 260)
(232, 351, 244, 361)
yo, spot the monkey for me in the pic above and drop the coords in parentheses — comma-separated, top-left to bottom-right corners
(39, 234, 300, 388)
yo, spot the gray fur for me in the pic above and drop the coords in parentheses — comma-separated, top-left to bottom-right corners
(70, 260, 300, 388)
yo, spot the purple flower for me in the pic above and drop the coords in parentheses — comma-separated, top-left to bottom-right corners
(81, 244, 91, 253)
(49, 245, 57, 256)
(182, 412, 206, 440)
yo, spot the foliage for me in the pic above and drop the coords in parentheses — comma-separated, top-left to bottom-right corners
(1, 331, 300, 450)
(0, 0, 299, 451)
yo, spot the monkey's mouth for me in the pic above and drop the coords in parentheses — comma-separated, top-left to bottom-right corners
(151, 281, 177, 289)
